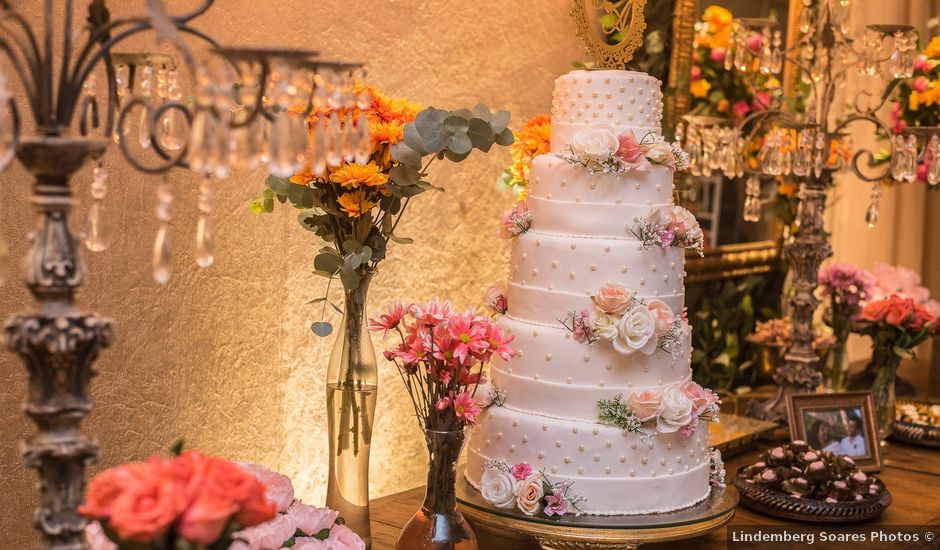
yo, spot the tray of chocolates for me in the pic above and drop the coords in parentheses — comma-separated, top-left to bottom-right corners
(891, 399, 940, 448)
(732, 442, 891, 523)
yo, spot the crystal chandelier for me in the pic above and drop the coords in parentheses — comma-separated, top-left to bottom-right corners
(676, 0, 937, 422)
(0, 2, 361, 547)
(678, 1, 939, 228)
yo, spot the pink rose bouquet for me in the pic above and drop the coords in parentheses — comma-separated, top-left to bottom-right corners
(479, 459, 585, 518)
(371, 299, 516, 431)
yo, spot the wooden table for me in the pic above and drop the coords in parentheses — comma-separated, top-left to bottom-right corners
(370, 442, 940, 549)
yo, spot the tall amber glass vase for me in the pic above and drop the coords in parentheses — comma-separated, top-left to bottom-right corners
(326, 268, 378, 548)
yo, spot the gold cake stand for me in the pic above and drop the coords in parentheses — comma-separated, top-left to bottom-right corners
(456, 466, 738, 550)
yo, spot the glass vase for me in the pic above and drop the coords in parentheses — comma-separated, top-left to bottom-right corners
(823, 339, 851, 393)
(870, 343, 901, 442)
(397, 429, 478, 550)
(326, 268, 378, 549)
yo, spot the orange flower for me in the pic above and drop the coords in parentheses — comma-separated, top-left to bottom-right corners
(716, 99, 729, 113)
(330, 162, 389, 189)
(369, 120, 406, 147)
(337, 189, 379, 218)
(690, 79, 711, 98)
(290, 171, 316, 185)
(504, 114, 551, 190)
(925, 35, 940, 58)
(703, 5, 733, 28)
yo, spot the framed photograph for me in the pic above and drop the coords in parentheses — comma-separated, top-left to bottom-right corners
(786, 391, 882, 472)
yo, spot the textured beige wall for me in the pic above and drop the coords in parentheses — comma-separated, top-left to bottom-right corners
(0, 0, 580, 545)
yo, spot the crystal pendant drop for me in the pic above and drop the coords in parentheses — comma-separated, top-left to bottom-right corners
(212, 118, 231, 180)
(158, 109, 187, 152)
(152, 224, 173, 284)
(152, 179, 174, 284)
(229, 124, 260, 172)
(195, 178, 214, 268)
(928, 136, 940, 186)
(355, 114, 371, 165)
(326, 112, 343, 167)
(84, 164, 112, 252)
(311, 117, 328, 177)
(268, 114, 306, 178)
(342, 113, 356, 163)
(138, 105, 152, 149)
(187, 109, 217, 176)
(865, 203, 880, 228)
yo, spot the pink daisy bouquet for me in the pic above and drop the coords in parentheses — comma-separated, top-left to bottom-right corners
(370, 300, 516, 431)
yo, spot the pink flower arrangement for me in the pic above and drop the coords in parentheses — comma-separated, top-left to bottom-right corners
(497, 201, 532, 239)
(616, 130, 653, 173)
(372, 300, 516, 430)
(596, 383, 720, 440)
(631, 205, 704, 255)
(479, 459, 585, 517)
(557, 127, 689, 176)
(483, 283, 508, 315)
(869, 263, 940, 316)
(819, 263, 875, 311)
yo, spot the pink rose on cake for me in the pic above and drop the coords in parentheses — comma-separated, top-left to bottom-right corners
(483, 283, 508, 315)
(615, 130, 653, 173)
(679, 380, 718, 417)
(515, 474, 545, 516)
(656, 385, 694, 433)
(646, 299, 676, 336)
(480, 468, 518, 509)
(571, 127, 620, 164)
(593, 283, 634, 314)
(498, 202, 532, 239)
(627, 390, 663, 422)
(614, 305, 659, 355)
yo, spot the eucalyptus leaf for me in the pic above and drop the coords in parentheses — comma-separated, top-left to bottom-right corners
(266, 174, 293, 196)
(306, 297, 327, 305)
(311, 322, 333, 337)
(390, 165, 421, 187)
(472, 103, 492, 121)
(403, 124, 429, 156)
(490, 110, 511, 133)
(391, 142, 423, 169)
(313, 252, 343, 276)
(443, 115, 470, 135)
(339, 266, 361, 290)
(388, 234, 414, 244)
(448, 133, 473, 156)
(467, 118, 494, 151)
(442, 148, 471, 163)
(494, 127, 515, 146)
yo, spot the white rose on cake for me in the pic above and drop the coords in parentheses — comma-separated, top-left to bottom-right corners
(592, 312, 619, 341)
(570, 127, 619, 164)
(657, 385, 695, 433)
(480, 468, 518, 509)
(515, 473, 545, 516)
(613, 305, 659, 355)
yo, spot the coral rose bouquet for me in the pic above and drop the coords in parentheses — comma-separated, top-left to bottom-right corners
(80, 451, 364, 550)
(371, 300, 516, 547)
(854, 294, 939, 439)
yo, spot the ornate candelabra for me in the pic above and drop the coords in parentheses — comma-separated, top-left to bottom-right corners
(0, 2, 363, 548)
(677, 0, 940, 422)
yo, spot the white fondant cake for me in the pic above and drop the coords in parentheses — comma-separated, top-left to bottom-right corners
(467, 70, 719, 516)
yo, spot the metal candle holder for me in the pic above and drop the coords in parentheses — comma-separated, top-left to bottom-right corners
(677, 1, 940, 423)
(0, 2, 362, 548)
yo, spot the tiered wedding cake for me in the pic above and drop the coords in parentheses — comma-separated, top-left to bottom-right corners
(466, 70, 722, 516)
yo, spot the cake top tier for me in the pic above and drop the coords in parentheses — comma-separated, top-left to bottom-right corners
(551, 70, 663, 128)
(551, 70, 664, 153)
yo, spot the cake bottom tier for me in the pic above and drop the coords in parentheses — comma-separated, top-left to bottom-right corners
(465, 405, 712, 515)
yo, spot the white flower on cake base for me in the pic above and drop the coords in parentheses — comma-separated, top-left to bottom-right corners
(614, 306, 659, 356)
(479, 468, 518, 509)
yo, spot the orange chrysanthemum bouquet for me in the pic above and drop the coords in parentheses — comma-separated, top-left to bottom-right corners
(251, 83, 512, 543)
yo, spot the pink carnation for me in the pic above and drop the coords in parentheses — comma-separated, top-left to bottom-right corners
(511, 462, 533, 480)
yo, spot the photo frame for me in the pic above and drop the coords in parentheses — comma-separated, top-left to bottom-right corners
(786, 391, 883, 472)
